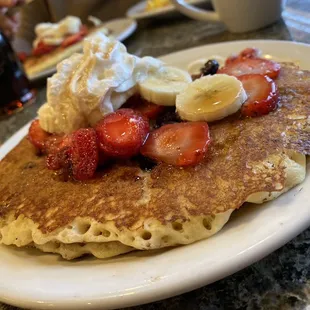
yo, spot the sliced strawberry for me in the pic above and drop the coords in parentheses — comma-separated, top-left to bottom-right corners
(225, 54, 238, 66)
(17, 52, 28, 63)
(218, 58, 281, 79)
(238, 48, 260, 60)
(32, 41, 57, 56)
(71, 128, 99, 181)
(45, 134, 72, 169)
(79, 25, 88, 36)
(28, 120, 50, 151)
(141, 122, 210, 166)
(124, 95, 165, 119)
(46, 153, 62, 170)
(44, 135, 64, 154)
(238, 74, 279, 117)
(96, 108, 150, 158)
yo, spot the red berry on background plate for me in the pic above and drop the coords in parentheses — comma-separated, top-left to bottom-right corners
(32, 41, 56, 56)
(238, 74, 279, 117)
(141, 122, 211, 166)
(96, 108, 150, 158)
(28, 120, 50, 151)
(17, 52, 28, 63)
(61, 33, 83, 48)
(219, 58, 281, 79)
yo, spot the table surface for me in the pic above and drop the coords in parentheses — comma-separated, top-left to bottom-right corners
(1, 1, 310, 309)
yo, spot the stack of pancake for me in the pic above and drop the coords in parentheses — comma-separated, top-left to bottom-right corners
(0, 63, 309, 260)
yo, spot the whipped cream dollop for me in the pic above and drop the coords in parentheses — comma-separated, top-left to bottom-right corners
(33, 16, 82, 48)
(38, 33, 163, 134)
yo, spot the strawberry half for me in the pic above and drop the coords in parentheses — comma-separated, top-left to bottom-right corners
(124, 95, 165, 119)
(225, 48, 260, 66)
(96, 109, 150, 158)
(28, 120, 50, 151)
(238, 74, 279, 117)
(17, 52, 28, 63)
(71, 128, 99, 181)
(219, 58, 281, 79)
(141, 122, 211, 166)
(45, 135, 73, 170)
(238, 48, 260, 60)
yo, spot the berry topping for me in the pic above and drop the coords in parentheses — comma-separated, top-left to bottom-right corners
(224, 48, 260, 66)
(96, 109, 150, 158)
(44, 135, 65, 155)
(71, 128, 99, 181)
(141, 122, 210, 166)
(238, 74, 279, 117)
(28, 120, 50, 151)
(124, 95, 165, 119)
(238, 47, 260, 59)
(61, 26, 88, 48)
(218, 58, 281, 79)
(225, 54, 238, 66)
(46, 153, 62, 170)
(45, 135, 73, 170)
(17, 52, 28, 63)
(32, 41, 56, 56)
(201, 59, 219, 76)
(154, 107, 181, 128)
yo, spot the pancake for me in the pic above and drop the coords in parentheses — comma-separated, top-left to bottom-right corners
(23, 25, 109, 78)
(0, 63, 309, 259)
(34, 241, 133, 260)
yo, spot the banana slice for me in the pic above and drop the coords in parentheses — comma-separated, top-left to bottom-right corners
(176, 74, 247, 122)
(139, 66, 192, 106)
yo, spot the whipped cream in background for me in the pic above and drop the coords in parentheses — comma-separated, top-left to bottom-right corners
(39, 33, 163, 134)
(33, 16, 82, 48)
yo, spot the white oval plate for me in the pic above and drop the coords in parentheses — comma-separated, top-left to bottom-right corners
(1, 40, 310, 310)
(29, 18, 137, 81)
(126, 0, 207, 19)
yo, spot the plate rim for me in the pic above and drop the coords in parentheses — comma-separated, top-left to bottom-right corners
(1, 39, 310, 310)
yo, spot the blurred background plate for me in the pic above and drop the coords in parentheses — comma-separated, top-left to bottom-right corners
(127, 0, 209, 20)
(28, 18, 137, 82)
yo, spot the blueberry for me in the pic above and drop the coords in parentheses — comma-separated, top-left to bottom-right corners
(154, 107, 181, 128)
(200, 59, 219, 76)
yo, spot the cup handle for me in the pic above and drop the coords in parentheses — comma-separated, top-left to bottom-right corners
(170, 0, 220, 21)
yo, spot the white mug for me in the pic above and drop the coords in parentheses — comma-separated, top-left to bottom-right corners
(170, 0, 285, 33)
